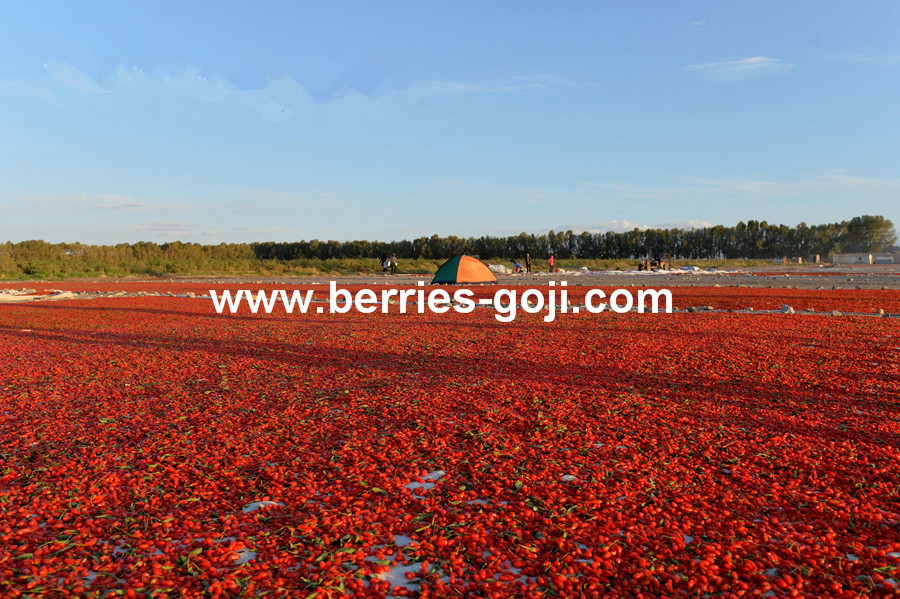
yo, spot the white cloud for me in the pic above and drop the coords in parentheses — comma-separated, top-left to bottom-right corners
(430, 178, 466, 188)
(44, 61, 107, 94)
(100, 65, 302, 121)
(135, 221, 219, 238)
(683, 56, 794, 78)
(584, 220, 650, 233)
(227, 189, 348, 211)
(819, 173, 900, 191)
(832, 52, 900, 66)
(91, 197, 147, 210)
(582, 181, 668, 200)
(6, 193, 150, 211)
(1, 62, 307, 122)
(580, 172, 900, 212)
(2, 60, 565, 122)
(410, 75, 564, 97)
(0, 80, 55, 101)
(684, 172, 900, 196)
(682, 176, 802, 196)
(230, 225, 295, 235)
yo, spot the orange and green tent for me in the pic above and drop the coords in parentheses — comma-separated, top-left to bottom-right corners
(431, 256, 498, 285)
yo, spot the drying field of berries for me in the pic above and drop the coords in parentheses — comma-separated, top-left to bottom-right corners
(1, 284, 900, 598)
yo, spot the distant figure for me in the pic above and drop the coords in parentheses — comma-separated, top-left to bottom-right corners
(512, 259, 524, 273)
(525, 253, 532, 274)
(390, 253, 398, 275)
(380, 253, 389, 275)
(548, 254, 555, 273)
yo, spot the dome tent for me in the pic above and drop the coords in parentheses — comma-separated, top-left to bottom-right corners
(430, 256, 498, 285)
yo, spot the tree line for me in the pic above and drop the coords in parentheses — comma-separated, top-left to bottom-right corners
(0, 215, 895, 277)
(253, 215, 896, 260)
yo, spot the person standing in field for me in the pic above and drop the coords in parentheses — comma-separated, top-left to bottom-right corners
(380, 253, 389, 275)
(525, 253, 532, 274)
(390, 253, 398, 275)
(548, 254, 554, 273)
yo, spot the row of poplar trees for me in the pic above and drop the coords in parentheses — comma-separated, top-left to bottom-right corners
(252, 215, 896, 260)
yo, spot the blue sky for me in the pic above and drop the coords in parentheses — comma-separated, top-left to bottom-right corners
(1, 1, 898, 244)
